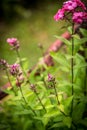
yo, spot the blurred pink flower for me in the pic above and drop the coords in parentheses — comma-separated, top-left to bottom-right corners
(63, 0, 77, 11)
(48, 73, 55, 82)
(9, 63, 20, 76)
(54, 9, 65, 21)
(75, 0, 86, 10)
(7, 38, 17, 46)
(54, 0, 86, 22)
(72, 12, 87, 24)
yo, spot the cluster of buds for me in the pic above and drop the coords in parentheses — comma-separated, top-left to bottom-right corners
(7, 38, 20, 50)
(30, 84, 37, 92)
(54, 0, 87, 24)
(9, 63, 20, 76)
(16, 73, 24, 87)
(9, 63, 24, 87)
(47, 74, 56, 88)
(0, 59, 9, 70)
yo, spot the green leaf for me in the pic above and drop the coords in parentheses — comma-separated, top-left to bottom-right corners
(58, 104, 65, 113)
(67, 26, 72, 34)
(15, 110, 32, 115)
(50, 51, 70, 68)
(63, 117, 72, 128)
(79, 118, 87, 127)
(72, 102, 85, 122)
(74, 37, 87, 45)
(80, 28, 87, 37)
(50, 122, 64, 129)
(44, 108, 60, 118)
(64, 96, 73, 107)
(54, 35, 71, 45)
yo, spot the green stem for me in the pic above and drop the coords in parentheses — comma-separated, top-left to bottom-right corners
(85, 67, 87, 96)
(43, 78, 48, 89)
(71, 23, 74, 115)
(35, 91, 47, 112)
(5, 69, 16, 95)
(84, 43, 87, 96)
(53, 82, 60, 105)
(71, 23, 74, 96)
(16, 50, 31, 85)
(18, 84, 37, 116)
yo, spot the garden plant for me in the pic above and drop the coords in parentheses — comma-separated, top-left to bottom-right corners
(0, 0, 87, 130)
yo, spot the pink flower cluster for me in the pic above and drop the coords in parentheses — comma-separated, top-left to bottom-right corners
(48, 73, 55, 82)
(9, 63, 20, 76)
(73, 12, 87, 24)
(7, 38, 17, 46)
(54, 0, 87, 24)
(7, 38, 20, 50)
(54, 9, 65, 21)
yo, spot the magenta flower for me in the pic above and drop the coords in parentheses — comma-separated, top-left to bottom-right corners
(72, 12, 87, 24)
(9, 63, 20, 76)
(16, 73, 24, 87)
(7, 38, 20, 50)
(63, 0, 86, 12)
(72, 12, 83, 24)
(0, 59, 9, 70)
(54, 9, 65, 21)
(7, 38, 18, 46)
(75, 0, 86, 10)
(48, 73, 55, 82)
(54, 0, 86, 22)
(63, 0, 77, 12)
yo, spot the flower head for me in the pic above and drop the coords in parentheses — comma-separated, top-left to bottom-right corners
(7, 38, 17, 46)
(9, 63, 20, 76)
(72, 12, 87, 24)
(7, 38, 20, 50)
(48, 73, 55, 82)
(30, 84, 36, 92)
(63, 0, 77, 12)
(0, 59, 9, 70)
(74, 0, 86, 10)
(54, 0, 86, 22)
(16, 73, 24, 87)
(54, 9, 65, 21)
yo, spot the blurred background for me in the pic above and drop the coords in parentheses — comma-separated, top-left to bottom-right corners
(0, 0, 65, 66)
(0, 0, 66, 86)
(0, 0, 86, 86)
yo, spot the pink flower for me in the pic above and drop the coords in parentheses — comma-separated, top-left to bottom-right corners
(74, 0, 86, 10)
(63, 0, 86, 11)
(0, 59, 9, 70)
(63, 0, 77, 12)
(54, 9, 65, 21)
(72, 12, 87, 24)
(7, 38, 17, 46)
(48, 73, 55, 82)
(72, 12, 83, 24)
(9, 63, 20, 76)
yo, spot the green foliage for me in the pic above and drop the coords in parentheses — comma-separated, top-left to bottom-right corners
(0, 13, 87, 130)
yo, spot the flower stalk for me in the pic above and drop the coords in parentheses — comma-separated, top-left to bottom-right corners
(35, 91, 47, 112)
(71, 22, 74, 115)
(5, 69, 17, 95)
(30, 84, 47, 112)
(16, 49, 31, 85)
(52, 82, 60, 105)
(17, 78, 37, 116)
